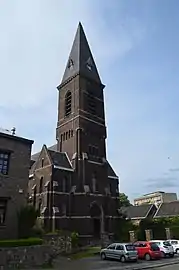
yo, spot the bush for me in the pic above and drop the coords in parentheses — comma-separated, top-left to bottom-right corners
(18, 205, 39, 238)
(0, 238, 43, 247)
(71, 231, 79, 248)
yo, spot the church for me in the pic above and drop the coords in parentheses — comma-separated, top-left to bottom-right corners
(29, 23, 120, 239)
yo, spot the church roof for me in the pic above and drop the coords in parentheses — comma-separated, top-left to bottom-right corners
(60, 22, 101, 85)
(48, 150, 73, 170)
(119, 204, 157, 220)
(154, 201, 179, 218)
(31, 144, 72, 170)
(31, 143, 118, 178)
(107, 162, 118, 178)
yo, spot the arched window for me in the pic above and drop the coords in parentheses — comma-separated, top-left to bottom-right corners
(39, 177, 43, 194)
(92, 173, 97, 193)
(65, 91, 72, 116)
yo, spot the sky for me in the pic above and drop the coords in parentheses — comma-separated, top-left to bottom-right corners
(1, 0, 179, 202)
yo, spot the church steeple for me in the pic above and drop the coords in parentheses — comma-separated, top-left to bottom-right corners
(61, 22, 101, 85)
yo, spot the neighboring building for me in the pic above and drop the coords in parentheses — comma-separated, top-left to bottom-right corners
(134, 191, 177, 207)
(0, 129, 33, 239)
(29, 23, 119, 239)
(119, 204, 157, 225)
(154, 201, 179, 219)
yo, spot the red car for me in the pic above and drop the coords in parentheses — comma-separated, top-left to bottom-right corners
(134, 241, 162, 260)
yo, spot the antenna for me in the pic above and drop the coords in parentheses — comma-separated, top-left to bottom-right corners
(11, 127, 16, 135)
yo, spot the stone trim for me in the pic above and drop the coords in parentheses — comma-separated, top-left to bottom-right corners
(108, 175, 119, 180)
(40, 215, 120, 219)
(88, 160, 103, 166)
(33, 191, 119, 199)
(53, 165, 74, 172)
(57, 114, 106, 128)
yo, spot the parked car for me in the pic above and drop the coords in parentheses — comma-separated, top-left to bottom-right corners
(134, 241, 162, 260)
(100, 243, 138, 262)
(151, 240, 174, 258)
(167, 239, 179, 254)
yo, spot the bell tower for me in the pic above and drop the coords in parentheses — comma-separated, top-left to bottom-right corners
(56, 22, 107, 165)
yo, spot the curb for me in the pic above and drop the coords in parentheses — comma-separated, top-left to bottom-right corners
(131, 260, 179, 270)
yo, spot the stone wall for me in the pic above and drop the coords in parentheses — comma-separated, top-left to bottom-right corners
(0, 245, 53, 269)
(43, 234, 72, 254)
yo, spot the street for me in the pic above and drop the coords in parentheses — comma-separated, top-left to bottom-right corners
(154, 266, 179, 270)
(53, 255, 179, 270)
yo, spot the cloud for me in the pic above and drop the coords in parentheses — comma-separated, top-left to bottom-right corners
(0, 0, 147, 156)
(0, 0, 147, 108)
(144, 176, 179, 189)
(169, 168, 179, 172)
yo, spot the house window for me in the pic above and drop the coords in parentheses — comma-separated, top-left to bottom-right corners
(0, 151, 10, 175)
(0, 199, 7, 225)
(39, 177, 43, 194)
(65, 91, 72, 116)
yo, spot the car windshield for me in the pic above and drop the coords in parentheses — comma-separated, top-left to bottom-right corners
(150, 243, 160, 251)
(171, 241, 178, 245)
(163, 241, 171, 246)
(125, 244, 135, 251)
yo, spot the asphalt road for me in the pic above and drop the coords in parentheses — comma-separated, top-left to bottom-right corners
(153, 265, 179, 270)
(53, 255, 179, 270)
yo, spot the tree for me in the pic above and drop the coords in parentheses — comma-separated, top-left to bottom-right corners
(18, 205, 39, 238)
(119, 193, 131, 207)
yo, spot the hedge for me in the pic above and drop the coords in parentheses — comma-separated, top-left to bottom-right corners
(0, 238, 43, 247)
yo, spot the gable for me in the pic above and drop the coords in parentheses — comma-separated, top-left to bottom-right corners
(31, 145, 52, 172)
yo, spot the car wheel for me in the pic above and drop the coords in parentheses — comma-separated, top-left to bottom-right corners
(169, 253, 174, 258)
(120, 255, 126, 263)
(144, 253, 151, 261)
(101, 253, 106, 260)
(161, 251, 166, 258)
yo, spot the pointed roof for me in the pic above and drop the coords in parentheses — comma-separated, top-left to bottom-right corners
(61, 22, 101, 85)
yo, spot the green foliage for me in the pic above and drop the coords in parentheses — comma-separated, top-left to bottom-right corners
(115, 217, 136, 242)
(119, 193, 131, 207)
(71, 231, 79, 248)
(0, 238, 43, 247)
(18, 205, 39, 238)
(137, 217, 179, 240)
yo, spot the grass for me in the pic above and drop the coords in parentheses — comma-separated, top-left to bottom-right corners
(0, 237, 43, 247)
(69, 246, 101, 260)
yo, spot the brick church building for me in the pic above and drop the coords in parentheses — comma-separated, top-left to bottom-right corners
(29, 23, 120, 238)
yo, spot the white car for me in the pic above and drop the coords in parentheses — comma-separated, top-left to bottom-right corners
(100, 243, 138, 262)
(151, 240, 174, 258)
(167, 239, 179, 254)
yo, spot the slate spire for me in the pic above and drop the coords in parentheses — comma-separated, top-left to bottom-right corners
(61, 22, 101, 84)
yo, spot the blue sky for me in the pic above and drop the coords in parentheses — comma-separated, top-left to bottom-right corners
(1, 0, 179, 202)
